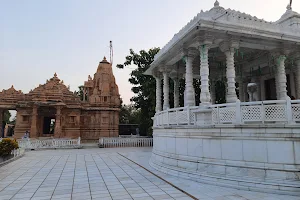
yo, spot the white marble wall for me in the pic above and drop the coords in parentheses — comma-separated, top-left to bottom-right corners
(150, 126, 300, 195)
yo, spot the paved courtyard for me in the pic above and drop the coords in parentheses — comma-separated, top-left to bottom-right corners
(0, 147, 299, 200)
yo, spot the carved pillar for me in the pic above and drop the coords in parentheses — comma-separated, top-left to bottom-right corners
(55, 106, 62, 138)
(173, 77, 180, 108)
(30, 106, 38, 138)
(275, 55, 288, 100)
(184, 48, 197, 106)
(163, 71, 170, 110)
(199, 44, 211, 106)
(225, 48, 238, 103)
(296, 60, 300, 99)
(155, 75, 162, 112)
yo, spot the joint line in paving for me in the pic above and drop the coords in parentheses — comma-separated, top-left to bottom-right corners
(118, 153, 198, 200)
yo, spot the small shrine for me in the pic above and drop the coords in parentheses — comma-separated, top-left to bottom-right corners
(0, 57, 120, 141)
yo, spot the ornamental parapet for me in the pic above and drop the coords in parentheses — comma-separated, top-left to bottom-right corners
(153, 99, 300, 127)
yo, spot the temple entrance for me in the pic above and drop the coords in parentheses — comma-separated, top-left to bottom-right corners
(38, 107, 56, 136)
(43, 117, 55, 134)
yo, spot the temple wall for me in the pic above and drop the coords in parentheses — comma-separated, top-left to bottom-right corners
(80, 110, 119, 141)
(14, 108, 31, 138)
(150, 126, 300, 195)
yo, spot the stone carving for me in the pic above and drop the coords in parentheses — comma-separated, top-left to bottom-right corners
(0, 57, 120, 141)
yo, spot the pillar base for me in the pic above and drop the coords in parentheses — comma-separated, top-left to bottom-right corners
(193, 108, 212, 125)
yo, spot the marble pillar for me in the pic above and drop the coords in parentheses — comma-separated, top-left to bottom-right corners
(155, 76, 162, 112)
(173, 78, 180, 108)
(225, 49, 238, 102)
(199, 44, 211, 106)
(185, 49, 196, 106)
(30, 106, 38, 138)
(296, 60, 300, 99)
(163, 72, 170, 110)
(276, 55, 288, 100)
(55, 106, 62, 137)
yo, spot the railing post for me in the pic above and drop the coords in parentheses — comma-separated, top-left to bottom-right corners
(236, 100, 242, 124)
(78, 137, 81, 146)
(286, 97, 293, 124)
(187, 105, 190, 125)
(176, 110, 179, 125)
(167, 109, 170, 126)
(217, 106, 220, 124)
(261, 101, 265, 124)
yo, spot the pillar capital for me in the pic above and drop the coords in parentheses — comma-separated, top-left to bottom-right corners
(195, 33, 214, 47)
(183, 47, 198, 58)
(159, 66, 172, 74)
(219, 38, 240, 53)
(153, 70, 163, 80)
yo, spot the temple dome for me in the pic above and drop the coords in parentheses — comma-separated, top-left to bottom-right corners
(27, 73, 80, 104)
(276, 4, 300, 28)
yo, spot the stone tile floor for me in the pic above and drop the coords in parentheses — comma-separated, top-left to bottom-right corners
(0, 147, 298, 200)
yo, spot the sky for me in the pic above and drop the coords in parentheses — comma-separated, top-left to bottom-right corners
(1, 0, 299, 105)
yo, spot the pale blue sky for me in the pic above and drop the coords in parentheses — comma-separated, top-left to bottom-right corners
(1, 0, 298, 104)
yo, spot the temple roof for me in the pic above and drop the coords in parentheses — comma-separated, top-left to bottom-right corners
(97, 57, 111, 73)
(27, 73, 80, 104)
(0, 85, 23, 95)
(146, 1, 300, 74)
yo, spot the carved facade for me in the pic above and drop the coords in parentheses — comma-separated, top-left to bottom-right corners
(0, 57, 120, 140)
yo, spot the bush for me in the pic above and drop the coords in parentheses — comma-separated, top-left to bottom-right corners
(0, 138, 19, 157)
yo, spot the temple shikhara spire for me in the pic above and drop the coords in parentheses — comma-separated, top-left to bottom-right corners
(0, 57, 120, 140)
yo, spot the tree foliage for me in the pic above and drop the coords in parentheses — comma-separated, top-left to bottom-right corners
(117, 48, 160, 136)
(3, 110, 11, 124)
(119, 104, 141, 124)
(74, 85, 84, 101)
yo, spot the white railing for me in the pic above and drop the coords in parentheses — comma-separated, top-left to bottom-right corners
(99, 137, 153, 148)
(11, 148, 23, 158)
(153, 106, 198, 127)
(18, 137, 81, 150)
(154, 99, 300, 126)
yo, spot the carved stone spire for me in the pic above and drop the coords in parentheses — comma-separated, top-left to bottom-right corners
(214, 0, 220, 7)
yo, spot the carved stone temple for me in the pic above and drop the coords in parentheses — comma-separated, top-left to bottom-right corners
(0, 57, 120, 140)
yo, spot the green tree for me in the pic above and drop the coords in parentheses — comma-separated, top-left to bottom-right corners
(119, 104, 141, 124)
(3, 110, 11, 124)
(74, 85, 84, 101)
(117, 48, 160, 136)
